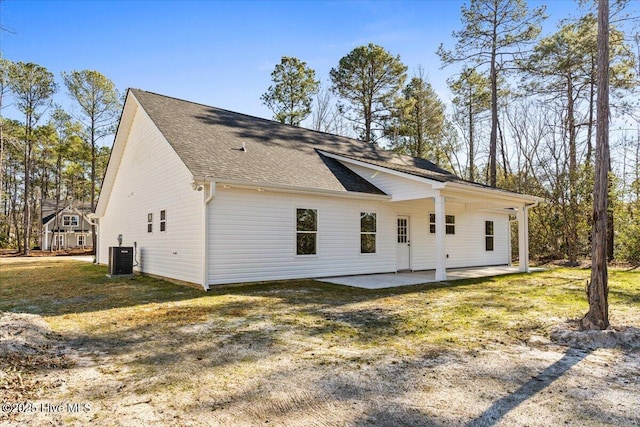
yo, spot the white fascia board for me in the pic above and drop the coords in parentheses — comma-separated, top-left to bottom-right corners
(94, 90, 140, 217)
(211, 178, 392, 201)
(317, 151, 447, 189)
(444, 182, 543, 206)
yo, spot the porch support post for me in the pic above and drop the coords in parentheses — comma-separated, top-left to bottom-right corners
(517, 205, 530, 273)
(434, 195, 447, 281)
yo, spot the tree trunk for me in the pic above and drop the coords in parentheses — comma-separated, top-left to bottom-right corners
(11, 174, 22, 253)
(91, 118, 97, 256)
(23, 118, 32, 255)
(581, 0, 610, 331)
(488, 5, 499, 188)
(586, 59, 596, 166)
(468, 86, 475, 182)
(567, 74, 579, 265)
(489, 48, 498, 188)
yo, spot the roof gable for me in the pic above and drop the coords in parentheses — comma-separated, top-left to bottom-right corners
(130, 89, 393, 194)
(97, 89, 538, 209)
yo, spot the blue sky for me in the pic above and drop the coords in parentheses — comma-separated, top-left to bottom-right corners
(1, 0, 606, 131)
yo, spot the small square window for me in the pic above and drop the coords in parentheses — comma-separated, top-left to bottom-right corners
(429, 214, 455, 234)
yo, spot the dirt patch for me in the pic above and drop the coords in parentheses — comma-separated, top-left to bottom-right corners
(551, 320, 640, 350)
(2, 310, 639, 426)
(0, 313, 74, 422)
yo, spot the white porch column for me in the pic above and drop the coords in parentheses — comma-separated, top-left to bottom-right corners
(434, 195, 447, 281)
(43, 229, 49, 250)
(517, 205, 530, 273)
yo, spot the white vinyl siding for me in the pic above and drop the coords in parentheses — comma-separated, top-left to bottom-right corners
(374, 199, 510, 271)
(98, 102, 203, 285)
(343, 163, 440, 201)
(208, 188, 397, 285)
(207, 190, 510, 285)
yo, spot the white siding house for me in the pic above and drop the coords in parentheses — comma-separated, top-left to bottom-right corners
(95, 89, 540, 290)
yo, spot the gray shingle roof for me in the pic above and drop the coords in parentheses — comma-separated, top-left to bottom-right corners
(130, 89, 466, 194)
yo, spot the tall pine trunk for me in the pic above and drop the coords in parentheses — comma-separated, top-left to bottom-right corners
(23, 118, 32, 255)
(581, 0, 610, 331)
(91, 117, 97, 256)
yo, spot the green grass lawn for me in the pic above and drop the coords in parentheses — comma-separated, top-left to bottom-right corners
(1, 257, 639, 426)
(1, 258, 638, 352)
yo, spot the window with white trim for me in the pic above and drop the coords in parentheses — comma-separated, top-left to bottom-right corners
(147, 213, 153, 233)
(77, 235, 86, 246)
(296, 208, 317, 255)
(429, 214, 455, 234)
(360, 212, 376, 253)
(62, 215, 79, 227)
(160, 210, 166, 232)
(485, 221, 494, 251)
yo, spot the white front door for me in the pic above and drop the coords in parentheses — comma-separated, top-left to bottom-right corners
(397, 216, 410, 270)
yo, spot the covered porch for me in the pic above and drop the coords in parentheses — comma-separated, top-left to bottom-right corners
(321, 151, 541, 282)
(319, 265, 543, 289)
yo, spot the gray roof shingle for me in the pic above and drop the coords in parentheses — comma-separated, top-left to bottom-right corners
(130, 89, 468, 194)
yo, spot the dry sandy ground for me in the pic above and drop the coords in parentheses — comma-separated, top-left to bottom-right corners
(1, 312, 639, 427)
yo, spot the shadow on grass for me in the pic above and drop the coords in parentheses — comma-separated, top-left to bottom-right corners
(466, 347, 593, 427)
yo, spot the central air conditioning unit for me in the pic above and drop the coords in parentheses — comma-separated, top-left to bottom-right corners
(108, 246, 134, 276)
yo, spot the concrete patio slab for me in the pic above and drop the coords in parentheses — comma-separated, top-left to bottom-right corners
(319, 266, 542, 289)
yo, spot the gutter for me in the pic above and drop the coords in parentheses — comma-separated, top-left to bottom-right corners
(198, 180, 216, 291)
(205, 178, 391, 201)
(444, 181, 544, 205)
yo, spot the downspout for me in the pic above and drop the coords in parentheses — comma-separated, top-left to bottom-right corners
(202, 181, 216, 291)
(94, 219, 99, 264)
(87, 213, 99, 264)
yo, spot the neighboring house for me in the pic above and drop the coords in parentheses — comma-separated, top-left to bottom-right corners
(95, 89, 540, 290)
(41, 204, 93, 250)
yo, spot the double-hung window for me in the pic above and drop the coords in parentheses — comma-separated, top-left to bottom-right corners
(296, 208, 317, 255)
(360, 212, 376, 253)
(485, 221, 494, 251)
(147, 213, 153, 233)
(160, 210, 167, 232)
